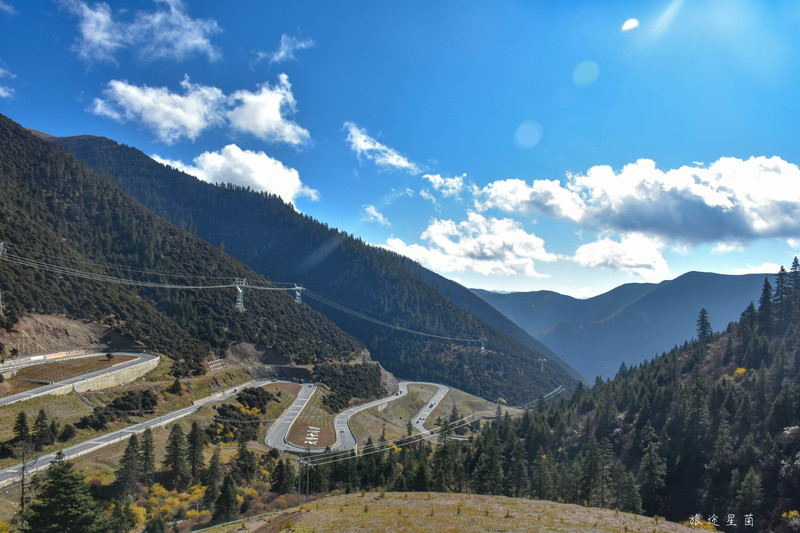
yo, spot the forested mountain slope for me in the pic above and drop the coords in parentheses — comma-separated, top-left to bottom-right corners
(474, 271, 766, 379)
(49, 134, 579, 403)
(494, 262, 800, 530)
(0, 113, 363, 375)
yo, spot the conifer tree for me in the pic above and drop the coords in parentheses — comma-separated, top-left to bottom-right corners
(530, 447, 553, 500)
(139, 428, 156, 485)
(738, 467, 764, 513)
(637, 441, 666, 515)
(758, 277, 773, 336)
(163, 423, 190, 491)
(14, 410, 29, 443)
(114, 434, 141, 498)
(32, 409, 50, 451)
(187, 421, 206, 483)
(213, 474, 238, 522)
(505, 439, 529, 497)
(235, 437, 257, 483)
(203, 446, 222, 509)
(21, 451, 104, 533)
(697, 308, 712, 342)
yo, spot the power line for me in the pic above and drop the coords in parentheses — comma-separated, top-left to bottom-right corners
(0, 243, 484, 343)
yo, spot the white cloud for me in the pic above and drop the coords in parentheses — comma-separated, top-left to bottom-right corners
(129, 0, 220, 62)
(788, 239, 800, 250)
(573, 233, 669, 281)
(62, 0, 220, 64)
(474, 178, 585, 221)
(362, 205, 390, 226)
(92, 74, 310, 146)
(257, 33, 314, 65)
(712, 241, 744, 254)
(62, 0, 123, 63)
(621, 18, 639, 31)
(0, 66, 15, 98)
(424, 173, 465, 198)
(0, 1, 16, 15)
(227, 74, 310, 145)
(91, 76, 226, 144)
(151, 144, 318, 203)
(730, 262, 781, 275)
(420, 189, 436, 204)
(478, 156, 800, 246)
(343, 122, 420, 174)
(385, 211, 555, 276)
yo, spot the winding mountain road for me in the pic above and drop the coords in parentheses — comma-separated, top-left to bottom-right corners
(264, 381, 449, 454)
(0, 379, 272, 489)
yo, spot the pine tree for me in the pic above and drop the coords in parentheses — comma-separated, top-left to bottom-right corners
(114, 434, 142, 498)
(697, 308, 712, 341)
(581, 436, 602, 506)
(187, 421, 206, 483)
(737, 467, 764, 513)
(473, 436, 503, 495)
(213, 474, 238, 522)
(139, 428, 156, 485)
(775, 266, 790, 331)
(163, 423, 190, 491)
(144, 516, 166, 533)
(235, 437, 257, 483)
(109, 503, 136, 533)
(203, 446, 223, 509)
(758, 277, 773, 336)
(530, 447, 553, 501)
(21, 451, 104, 533)
(14, 410, 29, 443)
(32, 409, 50, 451)
(637, 441, 666, 515)
(505, 439, 529, 497)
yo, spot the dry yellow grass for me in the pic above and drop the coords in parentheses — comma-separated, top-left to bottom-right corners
(286, 387, 335, 449)
(253, 492, 697, 533)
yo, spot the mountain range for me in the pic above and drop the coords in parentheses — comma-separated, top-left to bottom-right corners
(473, 271, 768, 380)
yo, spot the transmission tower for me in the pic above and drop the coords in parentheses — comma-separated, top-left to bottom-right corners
(479, 337, 488, 353)
(294, 284, 303, 304)
(234, 278, 247, 311)
(538, 358, 547, 372)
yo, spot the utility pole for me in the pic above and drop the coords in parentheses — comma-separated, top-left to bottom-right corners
(0, 243, 5, 316)
(305, 446, 311, 502)
(295, 284, 303, 304)
(234, 278, 247, 311)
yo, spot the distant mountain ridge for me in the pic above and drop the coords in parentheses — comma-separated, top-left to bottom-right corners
(473, 271, 767, 379)
(49, 133, 580, 403)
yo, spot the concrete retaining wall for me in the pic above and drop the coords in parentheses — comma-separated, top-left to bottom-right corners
(55, 356, 160, 396)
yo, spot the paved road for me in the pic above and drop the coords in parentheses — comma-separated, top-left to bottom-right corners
(0, 379, 271, 489)
(264, 381, 449, 454)
(409, 382, 450, 435)
(0, 352, 159, 407)
(263, 383, 317, 453)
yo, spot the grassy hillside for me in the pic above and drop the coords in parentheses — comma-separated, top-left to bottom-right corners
(250, 492, 694, 533)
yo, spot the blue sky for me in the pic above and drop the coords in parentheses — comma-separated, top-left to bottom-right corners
(2, 0, 800, 297)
